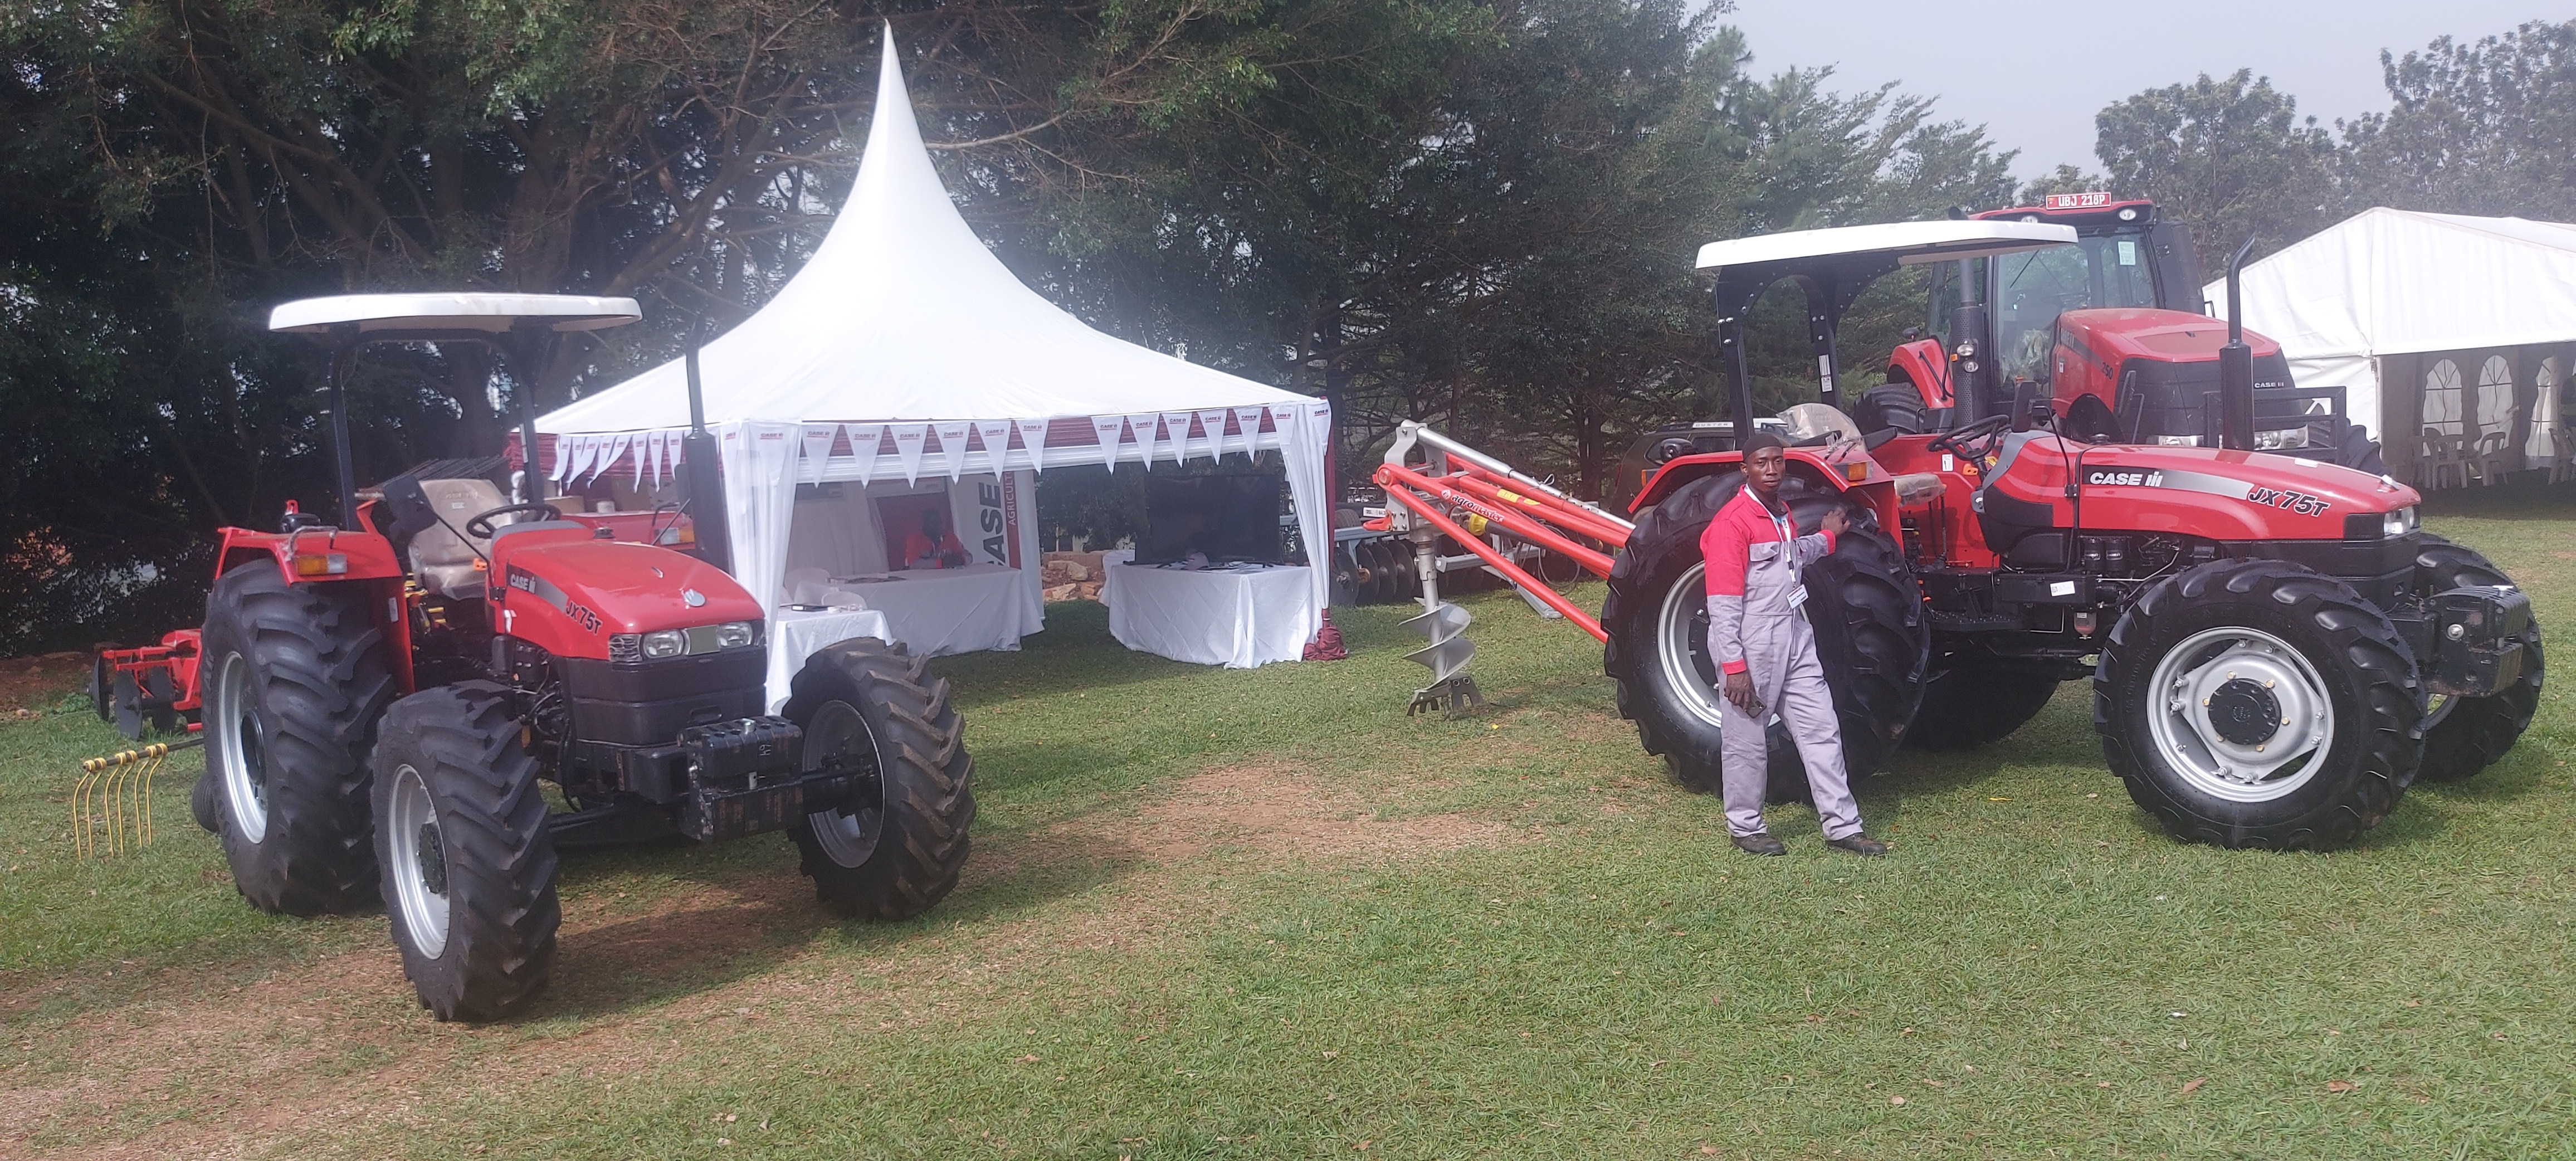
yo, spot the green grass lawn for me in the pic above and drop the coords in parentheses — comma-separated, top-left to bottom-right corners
(3, 486, 2570, 1158)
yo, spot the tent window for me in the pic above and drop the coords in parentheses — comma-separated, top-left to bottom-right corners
(2475, 355, 2516, 435)
(2422, 358, 2463, 438)
(2531, 356, 2564, 460)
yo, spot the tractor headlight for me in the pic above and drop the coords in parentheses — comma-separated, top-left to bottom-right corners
(715, 621, 757, 649)
(2383, 506, 2418, 539)
(641, 630, 687, 659)
(2255, 427, 2308, 450)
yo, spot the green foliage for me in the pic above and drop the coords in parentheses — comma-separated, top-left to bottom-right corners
(2341, 19, 2576, 219)
(2092, 70, 2339, 271)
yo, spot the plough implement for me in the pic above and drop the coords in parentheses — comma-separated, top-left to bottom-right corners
(1370, 421, 1636, 714)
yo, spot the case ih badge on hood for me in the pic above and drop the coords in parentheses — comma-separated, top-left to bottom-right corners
(2082, 465, 2334, 516)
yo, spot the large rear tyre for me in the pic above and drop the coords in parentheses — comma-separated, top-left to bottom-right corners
(199, 560, 399, 915)
(2334, 425, 2389, 476)
(2095, 559, 2421, 850)
(1848, 382, 1930, 438)
(783, 638, 974, 920)
(370, 682, 559, 1022)
(1603, 472, 1929, 802)
(1906, 666, 2061, 751)
(2410, 535, 2544, 783)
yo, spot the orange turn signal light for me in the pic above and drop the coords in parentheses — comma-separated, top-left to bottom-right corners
(292, 553, 349, 577)
(1842, 462, 1870, 482)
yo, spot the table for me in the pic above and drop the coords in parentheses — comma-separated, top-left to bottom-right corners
(764, 606, 895, 714)
(1102, 561, 1318, 668)
(827, 563, 1039, 660)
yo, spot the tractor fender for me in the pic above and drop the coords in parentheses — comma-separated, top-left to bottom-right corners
(1887, 339, 1953, 410)
(1632, 449, 1901, 533)
(213, 526, 407, 588)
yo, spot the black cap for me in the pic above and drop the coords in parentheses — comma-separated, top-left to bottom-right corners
(1741, 429, 1787, 455)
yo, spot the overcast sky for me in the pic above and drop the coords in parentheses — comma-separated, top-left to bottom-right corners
(1716, 0, 2555, 181)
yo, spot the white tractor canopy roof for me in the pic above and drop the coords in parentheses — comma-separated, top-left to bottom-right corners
(2205, 207, 2576, 433)
(1696, 219, 2077, 272)
(270, 294, 641, 337)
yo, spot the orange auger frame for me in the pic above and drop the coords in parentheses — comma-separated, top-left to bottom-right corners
(1368, 421, 1635, 643)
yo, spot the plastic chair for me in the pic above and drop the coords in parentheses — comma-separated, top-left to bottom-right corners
(2419, 428, 2466, 490)
(2468, 429, 2515, 487)
(2549, 421, 2576, 485)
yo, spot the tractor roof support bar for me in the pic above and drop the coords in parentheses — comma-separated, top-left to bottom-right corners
(326, 334, 361, 528)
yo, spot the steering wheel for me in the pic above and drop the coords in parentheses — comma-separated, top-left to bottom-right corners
(464, 502, 563, 540)
(1926, 414, 2014, 464)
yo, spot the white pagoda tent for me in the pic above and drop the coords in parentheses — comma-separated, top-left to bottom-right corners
(534, 29, 1333, 671)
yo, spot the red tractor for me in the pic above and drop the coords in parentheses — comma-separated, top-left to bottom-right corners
(161, 295, 972, 1020)
(1377, 218, 2539, 850)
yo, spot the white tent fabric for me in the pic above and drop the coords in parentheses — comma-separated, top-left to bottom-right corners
(2204, 207, 2576, 435)
(535, 28, 1333, 653)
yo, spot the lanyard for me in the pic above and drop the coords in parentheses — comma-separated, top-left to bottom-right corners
(1762, 500, 1794, 554)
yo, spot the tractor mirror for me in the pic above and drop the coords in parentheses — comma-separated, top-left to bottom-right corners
(2010, 380, 2041, 433)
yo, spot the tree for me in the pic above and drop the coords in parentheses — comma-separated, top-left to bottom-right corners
(2093, 70, 2339, 271)
(2341, 20, 2576, 219)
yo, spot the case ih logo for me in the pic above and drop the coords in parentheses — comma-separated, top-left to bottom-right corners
(2086, 469, 2164, 487)
(506, 565, 605, 633)
(2247, 487, 2333, 517)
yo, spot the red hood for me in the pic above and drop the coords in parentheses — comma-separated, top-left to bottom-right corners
(1988, 438, 2418, 541)
(487, 529, 765, 658)
(2057, 308, 2281, 363)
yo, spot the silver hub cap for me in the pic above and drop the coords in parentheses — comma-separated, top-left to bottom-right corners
(802, 701, 884, 869)
(2146, 626, 2336, 802)
(386, 764, 450, 957)
(211, 652, 269, 842)
(1657, 562, 1727, 728)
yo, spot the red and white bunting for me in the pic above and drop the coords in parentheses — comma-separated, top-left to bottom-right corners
(1015, 417, 1052, 471)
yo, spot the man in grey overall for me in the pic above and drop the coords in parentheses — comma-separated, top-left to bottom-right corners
(1700, 431, 1887, 857)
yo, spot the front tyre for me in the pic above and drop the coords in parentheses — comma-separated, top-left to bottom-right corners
(370, 682, 560, 1022)
(200, 561, 399, 915)
(1906, 666, 2061, 751)
(783, 638, 974, 920)
(2095, 559, 2421, 850)
(2411, 535, 2545, 783)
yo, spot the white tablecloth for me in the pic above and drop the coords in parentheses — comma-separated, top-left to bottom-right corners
(764, 607, 895, 714)
(1102, 562, 1317, 668)
(829, 563, 1037, 660)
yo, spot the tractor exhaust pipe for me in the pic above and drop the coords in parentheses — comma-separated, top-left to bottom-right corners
(680, 343, 732, 573)
(2218, 236, 2257, 452)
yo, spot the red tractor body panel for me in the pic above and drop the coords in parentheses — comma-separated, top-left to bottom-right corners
(2048, 308, 2285, 422)
(1632, 447, 1901, 534)
(213, 524, 407, 587)
(487, 529, 766, 662)
(1887, 338, 1955, 410)
(1983, 440, 2414, 539)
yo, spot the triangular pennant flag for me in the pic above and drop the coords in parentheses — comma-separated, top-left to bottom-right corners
(1128, 413, 1165, 469)
(630, 431, 651, 486)
(1196, 409, 1230, 461)
(842, 423, 882, 484)
(1160, 411, 1194, 465)
(1016, 417, 1051, 472)
(935, 421, 974, 480)
(1231, 405, 1265, 458)
(565, 437, 598, 484)
(651, 430, 672, 489)
(889, 423, 930, 485)
(975, 420, 1014, 474)
(598, 433, 632, 484)
(1091, 415, 1129, 463)
(801, 423, 836, 483)
(546, 434, 569, 482)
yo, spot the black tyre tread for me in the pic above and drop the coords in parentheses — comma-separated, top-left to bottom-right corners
(1850, 382, 1930, 437)
(784, 638, 975, 920)
(2094, 558, 2422, 850)
(2410, 534, 2544, 783)
(2335, 426, 2389, 476)
(1602, 473, 1929, 802)
(1906, 667, 2061, 751)
(202, 562, 399, 915)
(372, 681, 560, 1022)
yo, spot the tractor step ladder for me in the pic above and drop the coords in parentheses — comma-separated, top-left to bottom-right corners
(1373, 421, 1636, 716)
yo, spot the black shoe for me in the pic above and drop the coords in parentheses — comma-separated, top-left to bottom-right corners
(1827, 833, 1888, 857)
(1731, 831, 1787, 857)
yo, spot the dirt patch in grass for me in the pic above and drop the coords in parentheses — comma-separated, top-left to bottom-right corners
(1, 652, 91, 716)
(1131, 764, 1513, 862)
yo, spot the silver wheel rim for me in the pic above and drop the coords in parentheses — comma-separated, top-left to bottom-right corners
(386, 764, 450, 958)
(211, 652, 269, 842)
(2145, 626, 2336, 803)
(803, 701, 884, 869)
(1656, 562, 1728, 729)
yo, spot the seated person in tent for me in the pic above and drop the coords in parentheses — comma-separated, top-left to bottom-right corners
(904, 507, 971, 570)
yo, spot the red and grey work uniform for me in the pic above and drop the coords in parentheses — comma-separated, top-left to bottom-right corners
(1700, 491, 1864, 840)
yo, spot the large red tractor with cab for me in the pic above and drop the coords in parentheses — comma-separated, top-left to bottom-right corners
(1611, 194, 2383, 514)
(1375, 218, 2538, 850)
(169, 295, 972, 1021)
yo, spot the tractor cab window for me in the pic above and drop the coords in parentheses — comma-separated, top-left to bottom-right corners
(1993, 229, 2160, 383)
